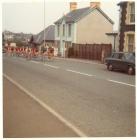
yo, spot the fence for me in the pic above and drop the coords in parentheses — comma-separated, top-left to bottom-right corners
(67, 43, 112, 62)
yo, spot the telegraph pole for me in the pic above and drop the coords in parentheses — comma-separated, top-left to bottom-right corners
(44, 0, 45, 48)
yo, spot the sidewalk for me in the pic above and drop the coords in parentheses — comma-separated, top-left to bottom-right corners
(55, 56, 104, 65)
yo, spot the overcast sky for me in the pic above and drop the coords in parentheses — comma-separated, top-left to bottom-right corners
(2, 0, 120, 34)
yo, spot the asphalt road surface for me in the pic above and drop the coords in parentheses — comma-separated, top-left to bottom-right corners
(3, 55, 136, 137)
(3, 77, 78, 137)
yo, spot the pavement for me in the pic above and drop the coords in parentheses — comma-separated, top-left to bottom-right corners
(3, 55, 136, 137)
(55, 56, 103, 65)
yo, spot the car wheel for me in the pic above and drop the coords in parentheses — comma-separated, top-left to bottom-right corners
(127, 66, 134, 75)
(107, 64, 113, 71)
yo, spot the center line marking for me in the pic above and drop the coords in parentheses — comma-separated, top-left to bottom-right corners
(44, 63, 59, 69)
(66, 69, 94, 77)
(107, 79, 135, 87)
(3, 74, 87, 137)
(31, 61, 40, 64)
(66, 69, 135, 87)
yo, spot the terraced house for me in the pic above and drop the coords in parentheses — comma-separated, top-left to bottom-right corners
(54, 2, 114, 57)
(118, 1, 135, 52)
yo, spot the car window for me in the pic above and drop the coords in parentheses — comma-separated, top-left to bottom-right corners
(112, 53, 119, 59)
(119, 53, 124, 59)
(124, 53, 135, 62)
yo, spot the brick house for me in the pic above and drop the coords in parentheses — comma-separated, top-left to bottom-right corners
(117, 1, 135, 52)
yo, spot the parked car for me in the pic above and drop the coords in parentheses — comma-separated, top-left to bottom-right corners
(105, 52, 135, 75)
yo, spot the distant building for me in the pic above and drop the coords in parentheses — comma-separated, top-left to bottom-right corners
(10, 42, 16, 47)
(33, 25, 57, 55)
(54, 2, 114, 57)
(3, 30, 33, 47)
(117, 1, 135, 52)
(3, 31, 14, 41)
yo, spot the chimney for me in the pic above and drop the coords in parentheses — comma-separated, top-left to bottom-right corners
(90, 2, 100, 8)
(70, 2, 77, 11)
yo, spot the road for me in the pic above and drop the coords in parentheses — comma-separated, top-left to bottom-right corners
(3, 55, 136, 137)
(3, 77, 78, 137)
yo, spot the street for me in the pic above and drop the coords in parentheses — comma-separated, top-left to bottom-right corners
(3, 55, 136, 137)
(3, 77, 78, 137)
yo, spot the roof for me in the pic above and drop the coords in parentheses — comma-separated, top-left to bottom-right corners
(117, 1, 127, 6)
(106, 31, 118, 36)
(54, 7, 114, 24)
(34, 25, 55, 44)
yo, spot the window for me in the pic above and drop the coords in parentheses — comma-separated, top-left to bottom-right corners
(127, 34, 135, 52)
(68, 24, 71, 37)
(112, 53, 119, 59)
(129, 3, 135, 23)
(119, 53, 124, 59)
(57, 25, 60, 37)
(112, 53, 125, 59)
(63, 24, 65, 36)
(124, 53, 135, 62)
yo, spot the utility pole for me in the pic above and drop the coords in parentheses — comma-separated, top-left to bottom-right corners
(44, 0, 45, 48)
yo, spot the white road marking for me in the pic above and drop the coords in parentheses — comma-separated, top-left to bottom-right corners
(107, 79, 135, 87)
(16, 57, 25, 61)
(66, 69, 94, 77)
(3, 74, 87, 137)
(31, 61, 40, 64)
(4, 57, 135, 87)
(44, 63, 59, 69)
(66, 69, 135, 87)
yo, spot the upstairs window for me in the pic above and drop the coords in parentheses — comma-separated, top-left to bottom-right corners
(127, 34, 135, 52)
(129, 3, 135, 23)
(68, 24, 72, 37)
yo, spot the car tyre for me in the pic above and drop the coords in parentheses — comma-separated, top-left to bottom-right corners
(107, 64, 113, 71)
(127, 66, 134, 75)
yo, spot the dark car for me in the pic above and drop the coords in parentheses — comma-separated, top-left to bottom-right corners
(105, 52, 135, 75)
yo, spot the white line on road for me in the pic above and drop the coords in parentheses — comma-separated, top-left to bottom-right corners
(66, 69, 135, 87)
(66, 69, 95, 77)
(44, 63, 59, 69)
(31, 61, 40, 64)
(4, 57, 135, 87)
(3, 74, 87, 137)
(107, 79, 135, 87)
(30, 60, 59, 69)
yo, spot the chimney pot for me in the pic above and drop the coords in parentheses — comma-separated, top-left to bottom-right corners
(90, 2, 100, 8)
(70, 2, 77, 11)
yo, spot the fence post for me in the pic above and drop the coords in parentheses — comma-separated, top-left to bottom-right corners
(101, 44, 105, 63)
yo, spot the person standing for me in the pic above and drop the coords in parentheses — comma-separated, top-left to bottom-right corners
(43, 45, 48, 62)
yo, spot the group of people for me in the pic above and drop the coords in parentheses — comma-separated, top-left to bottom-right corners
(41, 45, 54, 61)
(5, 45, 54, 61)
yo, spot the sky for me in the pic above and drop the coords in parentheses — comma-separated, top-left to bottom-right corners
(2, 0, 121, 34)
